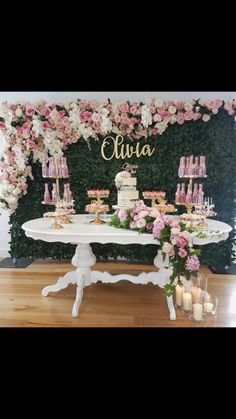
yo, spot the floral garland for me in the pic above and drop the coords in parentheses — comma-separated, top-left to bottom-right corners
(109, 201, 201, 296)
(0, 98, 236, 212)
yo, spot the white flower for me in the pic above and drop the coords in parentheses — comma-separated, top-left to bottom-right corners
(154, 99, 164, 108)
(145, 98, 153, 106)
(155, 121, 168, 134)
(169, 114, 177, 124)
(15, 107, 23, 117)
(202, 114, 211, 122)
(168, 106, 177, 114)
(141, 105, 152, 128)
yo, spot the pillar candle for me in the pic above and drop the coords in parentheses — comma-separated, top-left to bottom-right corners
(182, 292, 192, 311)
(203, 302, 213, 313)
(191, 286, 199, 303)
(193, 303, 203, 321)
(176, 284, 185, 306)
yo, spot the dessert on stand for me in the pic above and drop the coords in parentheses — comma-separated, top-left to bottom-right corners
(142, 190, 176, 213)
(86, 189, 109, 224)
(42, 156, 75, 229)
(175, 155, 210, 229)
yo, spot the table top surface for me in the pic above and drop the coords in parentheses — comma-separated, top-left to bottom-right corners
(22, 214, 232, 245)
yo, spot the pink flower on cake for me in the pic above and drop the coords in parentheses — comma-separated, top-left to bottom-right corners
(137, 218, 146, 228)
(162, 242, 174, 257)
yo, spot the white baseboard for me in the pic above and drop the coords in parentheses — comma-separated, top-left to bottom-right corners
(0, 247, 10, 258)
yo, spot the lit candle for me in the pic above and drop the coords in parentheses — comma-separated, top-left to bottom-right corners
(182, 292, 192, 311)
(203, 302, 213, 313)
(176, 284, 185, 306)
(193, 303, 203, 321)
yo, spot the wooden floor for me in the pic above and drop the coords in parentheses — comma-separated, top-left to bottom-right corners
(0, 259, 236, 327)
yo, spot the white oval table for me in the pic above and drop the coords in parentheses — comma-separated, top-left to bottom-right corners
(22, 214, 232, 320)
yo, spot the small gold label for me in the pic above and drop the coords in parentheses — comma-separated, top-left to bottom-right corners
(101, 135, 155, 160)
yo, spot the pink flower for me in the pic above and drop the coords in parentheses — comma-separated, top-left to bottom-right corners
(176, 112, 185, 125)
(26, 107, 35, 117)
(130, 221, 137, 229)
(58, 110, 65, 118)
(184, 111, 194, 121)
(118, 210, 128, 221)
(130, 105, 138, 115)
(80, 111, 92, 122)
(178, 248, 187, 258)
(186, 255, 200, 272)
(176, 237, 187, 248)
(62, 116, 70, 126)
(153, 113, 162, 122)
(103, 99, 110, 107)
(151, 128, 158, 135)
(162, 242, 174, 257)
(184, 103, 193, 112)
(43, 108, 51, 117)
(79, 101, 89, 109)
(119, 103, 129, 113)
(137, 218, 146, 228)
(89, 100, 99, 109)
(0, 122, 5, 129)
(26, 140, 36, 149)
(159, 110, 170, 121)
(62, 138, 68, 146)
(42, 121, 50, 130)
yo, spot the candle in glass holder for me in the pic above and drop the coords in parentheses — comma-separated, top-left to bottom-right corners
(203, 302, 213, 313)
(182, 292, 192, 311)
(193, 303, 203, 321)
(176, 284, 185, 306)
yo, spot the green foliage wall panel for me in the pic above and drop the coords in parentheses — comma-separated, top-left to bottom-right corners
(9, 109, 236, 266)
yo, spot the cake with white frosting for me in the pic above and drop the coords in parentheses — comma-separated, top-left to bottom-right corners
(115, 170, 139, 208)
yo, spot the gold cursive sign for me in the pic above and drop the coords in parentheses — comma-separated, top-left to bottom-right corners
(101, 135, 155, 160)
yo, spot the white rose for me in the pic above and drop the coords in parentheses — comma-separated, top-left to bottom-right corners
(168, 105, 177, 114)
(212, 108, 218, 114)
(154, 99, 164, 108)
(15, 107, 23, 117)
(6, 195, 18, 205)
(202, 114, 211, 122)
(145, 98, 153, 106)
(169, 115, 177, 124)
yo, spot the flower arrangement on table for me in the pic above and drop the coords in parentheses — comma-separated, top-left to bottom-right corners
(109, 201, 201, 296)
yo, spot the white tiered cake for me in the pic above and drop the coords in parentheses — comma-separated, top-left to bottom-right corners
(118, 177, 139, 208)
(114, 169, 139, 209)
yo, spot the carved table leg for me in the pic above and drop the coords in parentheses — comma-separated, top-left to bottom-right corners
(71, 243, 96, 317)
(154, 249, 176, 321)
(42, 271, 77, 296)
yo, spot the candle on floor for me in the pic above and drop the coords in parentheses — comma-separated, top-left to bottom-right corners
(204, 302, 213, 313)
(182, 292, 192, 311)
(176, 284, 185, 306)
(193, 303, 203, 321)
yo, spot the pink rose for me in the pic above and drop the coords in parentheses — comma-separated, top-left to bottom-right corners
(130, 105, 138, 115)
(42, 121, 50, 130)
(0, 122, 5, 129)
(92, 113, 100, 123)
(184, 111, 194, 121)
(178, 248, 187, 258)
(176, 112, 185, 125)
(184, 103, 193, 112)
(80, 111, 92, 122)
(26, 140, 36, 149)
(151, 128, 158, 135)
(62, 116, 70, 126)
(79, 101, 89, 109)
(62, 138, 68, 146)
(89, 100, 99, 109)
(58, 110, 65, 118)
(119, 103, 129, 113)
(43, 108, 51, 117)
(26, 107, 35, 117)
(159, 110, 170, 121)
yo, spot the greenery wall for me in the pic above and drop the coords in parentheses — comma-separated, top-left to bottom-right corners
(9, 108, 236, 266)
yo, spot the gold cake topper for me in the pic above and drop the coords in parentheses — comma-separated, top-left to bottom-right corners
(122, 163, 138, 174)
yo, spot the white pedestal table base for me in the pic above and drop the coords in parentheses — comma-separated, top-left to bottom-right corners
(41, 243, 176, 320)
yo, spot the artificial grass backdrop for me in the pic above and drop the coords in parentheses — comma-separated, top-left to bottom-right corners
(9, 109, 236, 266)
